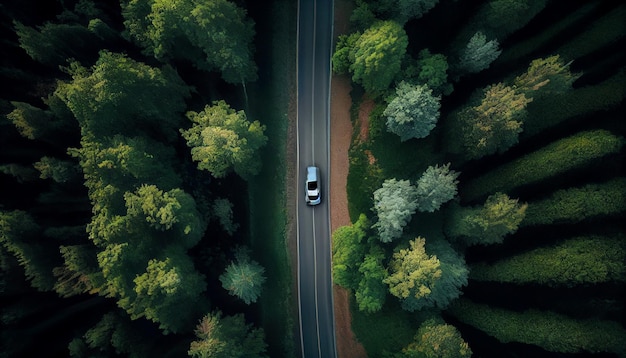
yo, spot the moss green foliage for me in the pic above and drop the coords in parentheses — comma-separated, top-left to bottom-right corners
(219, 248, 267, 305)
(415, 163, 460, 213)
(463, 129, 625, 201)
(383, 82, 441, 141)
(332, 32, 360, 75)
(181, 100, 268, 180)
(350, 20, 408, 94)
(394, 318, 472, 358)
(512, 55, 579, 98)
(355, 245, 388, 313)
(373, 179, 419, 243)
(460, 83, 531, 159)
(471, 236, 626, 287)
(189, 311, 268, 358)
(407, 49, 453, 96)
(53, 244, 102, 298)
(0, 210, 58, 291)
(356, 0, 439, 24)
(6, 102, 54, 140)
(332, 214, 369, 289)
(55, 51, 190, 141)
(33, 157, 79, 183)
(523, 178, 626, 226)
(448, 299, 626, 355)
(122, 0, 257, 83)
(445, 193, 527, 246)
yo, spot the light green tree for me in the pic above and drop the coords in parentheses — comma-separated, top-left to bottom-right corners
(350, 20, 408, 94)
(372, 179, 419, 243)
(355, 246, 388, 313)
(383, 82, 441, 141)
(181, 100, 268, 180)
(188, 311, 268, 358)
(415, 163, 460, 213)
(384, 238, 442, 311)
(332, 214, 369, 289)
(399, 318, 472, 358)
(446, 192, 527, 245)
(514, 55, 580, 97)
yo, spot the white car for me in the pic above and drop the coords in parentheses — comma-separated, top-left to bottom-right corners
(305, 166, 321, 205)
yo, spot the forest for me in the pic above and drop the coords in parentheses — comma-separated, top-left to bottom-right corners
(1, 0, 625, 358)
(1, 0, 295, 357)
(331, 0, 625, 357)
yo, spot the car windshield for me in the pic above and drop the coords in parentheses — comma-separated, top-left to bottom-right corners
(308, 182, 317, 190)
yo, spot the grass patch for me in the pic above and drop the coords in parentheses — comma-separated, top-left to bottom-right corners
(247, 0, 296, 356)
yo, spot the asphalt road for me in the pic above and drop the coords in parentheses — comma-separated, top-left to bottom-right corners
(296, 0, 336, 357)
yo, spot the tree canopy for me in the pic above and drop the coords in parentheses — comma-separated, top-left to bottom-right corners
(372, 179, 419, 243)
(383, 82, 441, 141)
(415, 163, 460, 213)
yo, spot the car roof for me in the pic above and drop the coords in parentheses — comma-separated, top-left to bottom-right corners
(306, 166, 318, 181)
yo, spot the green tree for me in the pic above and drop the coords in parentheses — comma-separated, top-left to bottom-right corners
(33, 156, 79, 183)
(75, 311, 151, 358)
(448, 299, 626, 355)
(482, 0, 547, 38)
(522, 178, 626, 227)
(181, 100, 268, 180)
(458, 31, 501, 74)
(383, 82, 441, 141)
(446, 192, 527, 245)
(332, 214, 370, 289)
(461, 83, 531, 159)
(53, 244, 103, 298)
(219, 248, 266, 305)
(350, 20, 408, 94)
(122, 0, 257, 84)
(355, 246, 388, 313)
(415, 163, 460, 213)
(408, 49, 453, 96)
(399, 318, 472, 358)
(188, 311, 268, 358)
(513, 55, 580, 97)
(55, 51, 190, 140)
(332, 32, 360, 75)
(372, 179, 419, 243)
(212, 198, 239, 236)
(350, 1, 376, 30)
(0, 210, 58, 291)
(395, 0, 440, 23)
(463, 130, 625, 201)
(420, 238, 468, 311)
(6, 102, 56, 140)
(384, 238, 442, 312)
(470, 236, 626, 287)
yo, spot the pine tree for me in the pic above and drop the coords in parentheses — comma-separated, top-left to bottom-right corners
(372, 179, 419, 243)
(415, 163, 460, 213)
(458, 31, 501, 74)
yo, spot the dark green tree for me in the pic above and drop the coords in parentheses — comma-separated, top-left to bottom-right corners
(415, 163, 460, 213)
(332, 32, 361, 75)
(55, 51, 190, 140)
(33, 156, 80, 183)
(407, 49, 453, 96)
(122, 0, 257, 84)
(181, 100, 268, 180)
(219, 248, 266, 305)
(53, 244, 103, 298)
(188, 311, 268, 358)
(458, 31, 501, 75)
(355, 245, 388, 313)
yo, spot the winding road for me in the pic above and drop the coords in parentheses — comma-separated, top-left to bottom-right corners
(296, 0, 336, 357)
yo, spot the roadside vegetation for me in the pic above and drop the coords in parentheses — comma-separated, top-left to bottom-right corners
(332, 0, 626, 357)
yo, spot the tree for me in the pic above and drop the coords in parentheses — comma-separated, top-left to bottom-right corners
(332, 32, 360, 75)
(394, 0, 440, 24)
(514, 55, 580, 97)
(446, 192, 527, 245)
(460, 82, 531, 159)
(458, 31, 501, 74)
(410, 49, 453, 96)
(384, 238, 442, 312)
(189, 311, 268, 358)
(482, 0, 547, 38)
(372, 179, 419, 243)
(448, 299, 626, 355)
(350, 1, 375, 30)
(470, 236, 626, 287)
(332, 214, 369, 289)
(355, 246, 388, 313)
(33, 156, 80, 183)
(55, 51, 190, 141)
(212, 198, 239, 236)
(422, 238, 468, 310)
(53, 244, 103, 298)
(6, 102, 55, 140)
(122, 0, 257, 84)
(383, 82, 441, 141)
(399, 318, 472, 358)
(181, 100, 268, 180)
(350, 20, 408, 94)
(415, 163, 460, 213)
(219, 248, 266, 305)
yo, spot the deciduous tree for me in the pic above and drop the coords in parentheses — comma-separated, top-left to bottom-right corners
(355, 246, 388, 313)
(181, 100, 268, 180)
(332, 214, 369, 289)
(458, 31, 501, 74)
(415, 163, 460, 213)
(372, 179, 419, 243)
(398, 318, 472, 358)
(383, 82, 441, 141)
